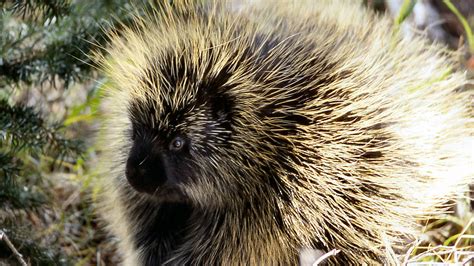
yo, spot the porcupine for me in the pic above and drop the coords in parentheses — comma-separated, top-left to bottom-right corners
(95, 0, 473, 264)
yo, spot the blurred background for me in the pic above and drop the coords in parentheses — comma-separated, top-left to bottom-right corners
(0, 0, 472, 265)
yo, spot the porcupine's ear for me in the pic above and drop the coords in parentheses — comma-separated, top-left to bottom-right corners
(212, 93, 234, 124)
(201, 87, 235, 136)
(190, 48, 235, 122)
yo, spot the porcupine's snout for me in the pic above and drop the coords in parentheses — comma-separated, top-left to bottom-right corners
(125, 137, 169, 195)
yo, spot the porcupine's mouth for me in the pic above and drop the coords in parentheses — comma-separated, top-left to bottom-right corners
(147, 184, 189, 203)
(125, 171, 191, 203)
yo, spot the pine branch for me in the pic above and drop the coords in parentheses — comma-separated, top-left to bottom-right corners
(0, 1, 158, 264)
(0, 13, 104, 87)
(0, 99, 83, 209)
(4, 0, 69, 21)
(1, 1, 141, 87)
(0, 99, 84, 156)
(0, 152, 46, 209)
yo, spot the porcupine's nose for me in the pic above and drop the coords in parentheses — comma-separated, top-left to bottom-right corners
(125, 141, 167, 194)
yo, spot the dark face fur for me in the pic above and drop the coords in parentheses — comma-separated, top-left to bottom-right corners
(125, 126, 191, 199)
(124, 65, 236, 203)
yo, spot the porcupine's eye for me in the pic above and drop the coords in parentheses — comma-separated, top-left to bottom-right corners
(169, 136, 185, 152)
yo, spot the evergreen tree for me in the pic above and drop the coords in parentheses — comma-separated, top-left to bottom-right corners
(0, 0, 150, 264)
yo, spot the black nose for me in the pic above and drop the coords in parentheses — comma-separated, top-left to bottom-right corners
(125, 148, 167, 194)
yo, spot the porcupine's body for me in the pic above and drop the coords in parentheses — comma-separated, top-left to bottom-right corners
(96, 1, 473, 265)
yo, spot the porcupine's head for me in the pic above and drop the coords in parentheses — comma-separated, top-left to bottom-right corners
(99, 4, 305, 208)
(122, 49, 243, 206)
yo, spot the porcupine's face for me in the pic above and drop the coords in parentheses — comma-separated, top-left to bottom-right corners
(117, 9, 296, 207)
(123, 53, 240, 205)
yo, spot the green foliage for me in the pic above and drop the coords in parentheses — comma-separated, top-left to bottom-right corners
(443, 0, 474, 53)
(1, 1, 129, 88)
(8, 0, 69, 20)
(0, 96, 84, 264)
(0, 99, 83, 158)
(64, 83, 103, 126)
(0, 0, 154, 264)
(0, 99, 83, 209)
(394, 0, 417, 26)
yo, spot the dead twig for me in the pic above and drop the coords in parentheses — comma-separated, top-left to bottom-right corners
(313, 249, 340, 265)
(0, 229, 28, 266)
